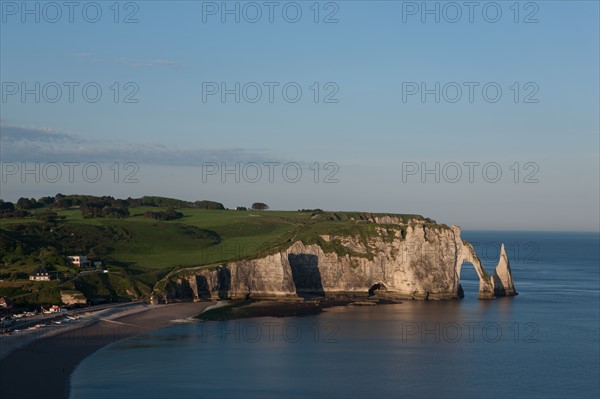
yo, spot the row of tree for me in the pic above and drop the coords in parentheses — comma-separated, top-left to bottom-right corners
(2, 195, 226, 210)
(0, 195, 226, 216)
(144, 208, 184, 221)
(0, 200, 31, 219)
(0, 196, 275, 218)
(81, 206, 130, 219)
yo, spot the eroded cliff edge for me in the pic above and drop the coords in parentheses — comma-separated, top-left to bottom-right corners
(154, 217, 517, 302)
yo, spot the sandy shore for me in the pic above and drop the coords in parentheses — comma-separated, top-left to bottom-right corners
(0, 302, 212, 399)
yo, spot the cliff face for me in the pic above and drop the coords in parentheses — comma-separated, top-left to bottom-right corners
(157, 219, 516, 302)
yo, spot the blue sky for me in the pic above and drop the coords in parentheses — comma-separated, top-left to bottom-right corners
(1, 0, 598, 231)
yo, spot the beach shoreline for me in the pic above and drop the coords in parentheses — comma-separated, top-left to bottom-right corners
(1, 298, 400, 399)
(0, 302, 212, 399)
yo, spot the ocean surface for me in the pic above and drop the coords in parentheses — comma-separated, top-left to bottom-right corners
(70, 231, 600, 399)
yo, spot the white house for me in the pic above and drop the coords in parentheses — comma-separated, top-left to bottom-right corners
(67, 256, 91, 268)
(29, 267, 51, 281)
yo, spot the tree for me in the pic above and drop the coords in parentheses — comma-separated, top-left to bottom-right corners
(194, 200, 225, 210)
(16, 197, 32, 210)
(251, 202, 269, 210)
(54, 197, 72, 208)
(0, 200, 15, 212)
(38, 196, 55, 206)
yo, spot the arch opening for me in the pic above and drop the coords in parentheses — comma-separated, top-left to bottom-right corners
(458, 261, 480, 298)
(368, 283, 387, 297)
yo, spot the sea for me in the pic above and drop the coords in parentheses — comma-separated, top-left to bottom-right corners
(69, 231, 600, 399)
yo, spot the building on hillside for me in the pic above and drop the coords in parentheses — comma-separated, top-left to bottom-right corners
(30, 267, 52, 281)
(67, 255, 91, 268)
(0, 296, 13, 309)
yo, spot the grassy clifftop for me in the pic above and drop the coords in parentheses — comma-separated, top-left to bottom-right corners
(0, 201, 439, 307)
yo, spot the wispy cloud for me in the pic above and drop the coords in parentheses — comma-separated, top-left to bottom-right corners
(116, 58, 180, 68)
(1, 124, 80, 143)
(0, 123, 272, 166)
(73, 53, 180, 69)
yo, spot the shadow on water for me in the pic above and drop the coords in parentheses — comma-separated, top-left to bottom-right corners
(288, 253, 325, 298)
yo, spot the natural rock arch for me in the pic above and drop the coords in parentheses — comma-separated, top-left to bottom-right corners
(452, 225, 517, 299)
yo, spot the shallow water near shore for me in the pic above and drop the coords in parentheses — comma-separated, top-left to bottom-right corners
(70, 231, 600, 399)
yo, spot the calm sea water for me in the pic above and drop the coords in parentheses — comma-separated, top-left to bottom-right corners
(70, 231, 600, 399)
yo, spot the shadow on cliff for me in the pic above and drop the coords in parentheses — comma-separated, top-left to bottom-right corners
(192, 269, 231, 300)
(288, 253, 325, 298)
(217, 268, 231, 299)
(195, 275, 211, 300)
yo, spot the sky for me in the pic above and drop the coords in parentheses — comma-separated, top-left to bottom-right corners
(0, 0, 598, 231)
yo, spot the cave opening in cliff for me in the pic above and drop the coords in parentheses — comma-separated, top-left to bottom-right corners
(368, 283, 387, 296)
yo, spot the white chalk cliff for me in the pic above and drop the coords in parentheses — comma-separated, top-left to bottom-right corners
(156, 218, 517, 302)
